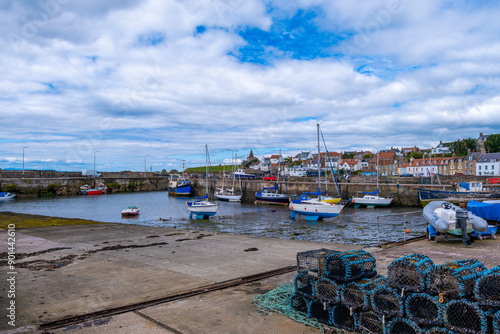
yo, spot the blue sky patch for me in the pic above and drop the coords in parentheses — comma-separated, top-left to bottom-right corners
(233, 9, 343, 64)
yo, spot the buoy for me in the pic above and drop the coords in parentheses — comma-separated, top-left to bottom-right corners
(406, 229, 410, 233)
(291, 206, 294, 209)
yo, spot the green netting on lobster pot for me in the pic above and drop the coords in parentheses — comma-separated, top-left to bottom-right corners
(324, 249, 377, 283)
(493, 310, 500, 334)
(384, 318, 422, 334)
(387, 254, 434, 292)
(293, 270, 315, 298)
(329, 303, 356, 332)
(289, 292, 310, 314)
(475, 271, 500, 308)
(426, 327, 459, 334)
(426, 259, 487, 301)
(313, 277, 340, 305)
(342, 275, 387, 311)
(370, 286, 404, 318)
(355, 311, 384, 334)
(405, 293, 443, 327)
(296, 248, 341, 278)
(307, 300, 332, 325)
(443, 299, 491, 334)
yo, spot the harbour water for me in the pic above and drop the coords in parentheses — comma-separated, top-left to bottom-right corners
(0, 191, 426, 246)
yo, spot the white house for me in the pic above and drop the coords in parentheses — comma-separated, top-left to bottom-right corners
(476, 153, 500, 176)
(285, 166, 307, 177)
(431, 141, 452, 155)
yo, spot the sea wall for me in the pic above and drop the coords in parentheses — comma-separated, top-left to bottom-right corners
(1, 172, 496, 206)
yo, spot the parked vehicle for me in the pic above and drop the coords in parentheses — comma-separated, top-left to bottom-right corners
(263, 175, 277, 181)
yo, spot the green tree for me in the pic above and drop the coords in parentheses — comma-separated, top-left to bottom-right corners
(485, 134, 500, 153)
(407, 152, 424, 161)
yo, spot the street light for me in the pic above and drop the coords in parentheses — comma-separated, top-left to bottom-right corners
(23, 146, 29, 178)
(144, 154, 150, 177)
(94, 151, 99, 187)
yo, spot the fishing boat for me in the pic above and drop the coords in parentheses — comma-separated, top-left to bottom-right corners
(168, 161, 193, 197)
(418, 181, 500, 207)
(121, 206, 140, 216)
(423, 200, 489, 245)
(0, 192, 16, 200)
(289, 124, 345, 221)
(233, 169, 256, 179)
(185, 145, 219, 219)
(351, 153, 393, 208)
(255, 150, 289, 205)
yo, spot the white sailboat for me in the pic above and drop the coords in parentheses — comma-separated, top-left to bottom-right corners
(289, 124, 346, 221)
(351, 152, 393, 208)
(216, 153, 242, 202)
(185, 145, 219, 219)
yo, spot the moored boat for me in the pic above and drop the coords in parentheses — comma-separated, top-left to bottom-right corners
(168, 174, 193, 197)
(255, 184, 290, 205)
(121, 206, 140, 216)
(86, 183, 108, 195)
(418, 181, 500, 207)
(0, 192, 16, 200)
(289, 124, 345, 221)
(185, 145, 219, 219)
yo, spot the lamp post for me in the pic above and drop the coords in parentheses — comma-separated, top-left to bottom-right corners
(144, 154, 150, 177)
(22, 146, 29, 178)
(94, 151, 99, 187)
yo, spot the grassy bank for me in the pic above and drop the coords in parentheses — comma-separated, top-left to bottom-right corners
(0, 211, 103, 229)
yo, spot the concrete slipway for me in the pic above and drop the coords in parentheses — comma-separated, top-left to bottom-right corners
(1, 223, 499, 334)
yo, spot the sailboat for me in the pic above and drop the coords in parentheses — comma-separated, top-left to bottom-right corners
(351, 152, 393, 208)
(216, 153, 242, 202)
(255, 149, 290, 205)
(289, 124, 346, 221)
(185, 145, 219, 219)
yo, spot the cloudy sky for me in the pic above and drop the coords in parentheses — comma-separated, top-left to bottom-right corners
(1, 0, 500, 172)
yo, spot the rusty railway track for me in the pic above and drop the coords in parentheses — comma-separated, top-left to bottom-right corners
(38, 265, 297, 331)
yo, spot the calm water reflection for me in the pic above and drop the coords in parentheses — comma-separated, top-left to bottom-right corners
(0, 191, 426, 246)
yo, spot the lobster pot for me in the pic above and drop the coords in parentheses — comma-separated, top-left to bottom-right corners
(296, 248, 340, 278)
(493, 310, 500, 334)
(355, 311, 384, 334)
(475, 272, 500, 308)
(329, 303, 356, 332)
(423, 327, 458, 334)
(443, 300, 491, 334)
(405, 293, 443, 327)
(342, 275, 388, 311)
(293, 271, 315, 298)
(313, 277, 340, 305)
(426, 259, 487, 301)
(325, 249, 377, 283)
(371, 286, 405, 318)
(384, 318, 422, 334)
(289, 292, 310, 314)
(307, 300, 332, 325)
(387, 254, 434, 292)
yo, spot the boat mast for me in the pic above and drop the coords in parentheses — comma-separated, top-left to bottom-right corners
(205, 145, 209, 197)
(317, 123, 321, 200)
(376, 151, 379, 192)
(277, 149, 281, 187)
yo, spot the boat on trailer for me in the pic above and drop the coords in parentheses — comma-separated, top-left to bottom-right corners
(423, 200, 490, 246)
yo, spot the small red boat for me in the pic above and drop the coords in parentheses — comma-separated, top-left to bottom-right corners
(85, 183, 108, 195)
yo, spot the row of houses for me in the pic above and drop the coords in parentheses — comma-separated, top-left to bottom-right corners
(244, 150, 500, 177)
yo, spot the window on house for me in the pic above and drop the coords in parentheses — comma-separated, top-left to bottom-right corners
(486, 166, 488, 170)
(492, 165, 495, 170)
(479, 166, 482, 170)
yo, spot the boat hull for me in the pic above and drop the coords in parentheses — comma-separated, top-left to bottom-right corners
(255, 192, 289, 205)
(216, 194, 241, 202)
(186, 201, 218, 219)
(351, 196, 392, 207)
(418, 188, 500, 207)
(0, 192, 16, 200)
(168, 185, 193, 196)
(289, 201, 344, 221)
